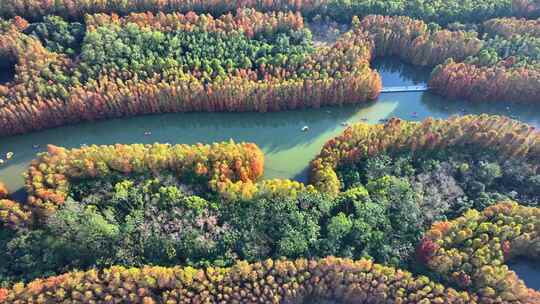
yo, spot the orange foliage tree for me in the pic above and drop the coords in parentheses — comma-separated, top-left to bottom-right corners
(310, 115, 540, 195)
(0, 11, 381, 137)
(24, 141, 264, 220)
(359, 15, 483, 67)
(420, 201, 540, 303)
(483, 17, 540, 38)
(429, 60, 540, 103)
(1, 256, 476, 303)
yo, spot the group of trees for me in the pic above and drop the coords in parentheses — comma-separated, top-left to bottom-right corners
(326, 0, 540, 24)
(23, 142, 264, 221)
(0, 1, 539, 301)
(466, 34, 540, 68)
(85, 9, 306, 39)
(1, 0, 539, 24)
(419, 202, 540, 302)
(0, 256, 481, 303)
(0, 10, 382, 136)
(0, 144, 426, 280)
(310, 115, 540, 195)
(1, 202, 538, 303)
(429, 59, 540, 102)
(353, 15, 540, 103)
(1, 115, 539, 303)
(483, 17, 540, 38)
(2, 11, 539, 137)
(306, 115, 540, 302)
(428, 17, 540, 102)
(358, 15, 484, 66)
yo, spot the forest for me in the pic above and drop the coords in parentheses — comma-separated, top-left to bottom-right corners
(0, 8, 539, 136)
(0, 9, 382, 136)
(1, 115, 540, 303)
(1, 0, 539, 24)
(0, 1, 539, 304)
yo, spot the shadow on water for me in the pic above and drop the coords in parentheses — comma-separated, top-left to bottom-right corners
(2, 57, 540, 194)
(372, 56, 432, 86)
(299, 294, 344, 304)
(509, 259, 540, 291)
(420, 93, 540, 126)
(0, 60, 16, 84)
(0, 104, 371, 190)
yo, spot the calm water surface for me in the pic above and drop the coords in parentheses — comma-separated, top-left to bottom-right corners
(2, 58, 538, 190)
(0, 57, 538, 287)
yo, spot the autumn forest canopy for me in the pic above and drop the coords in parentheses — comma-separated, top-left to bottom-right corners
(0, 1, 540, 303)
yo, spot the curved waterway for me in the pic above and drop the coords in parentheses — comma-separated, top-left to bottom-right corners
(0, 57, 539, 287)
(2, 58, 539, 191)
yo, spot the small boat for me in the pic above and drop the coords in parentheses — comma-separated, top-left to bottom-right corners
(301, 126, 309, 132)
(144, 131, 152, 136)
(6, 152, 13, 159)
(341, 122, 349, 126)
(0, 159, 4, 165)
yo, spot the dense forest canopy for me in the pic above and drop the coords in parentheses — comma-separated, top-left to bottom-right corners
(0, 1, 539, 303)
(1, 0, 539, 24)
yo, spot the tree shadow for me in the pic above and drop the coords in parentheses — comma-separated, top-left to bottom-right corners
(508, 258, 540, 291)
(0, 60, 15, 85)
(371, 56, 432, 86)
(420, 93, 540, 127)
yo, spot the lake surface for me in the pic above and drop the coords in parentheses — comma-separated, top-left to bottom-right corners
(509, 259, 540, 290)
(0, 57, 538, 288)
(1, 57, 539, 191)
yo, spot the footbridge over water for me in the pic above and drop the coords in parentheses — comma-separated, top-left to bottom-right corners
(381, 85, 428, 93)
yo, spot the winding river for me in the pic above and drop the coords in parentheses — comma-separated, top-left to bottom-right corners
(0, 57, 539, 286)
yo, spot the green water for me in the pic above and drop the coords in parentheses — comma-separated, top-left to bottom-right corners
(1, 57, 539, 191)
(0, 56, 538, 288)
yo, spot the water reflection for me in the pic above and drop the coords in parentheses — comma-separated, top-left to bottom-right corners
(1, 57, 540, 191)
(1, 57, 539, 291)
(509, 259, 540, 290)
(421, 94, 540, 126)
(372, 56, 432, 86)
